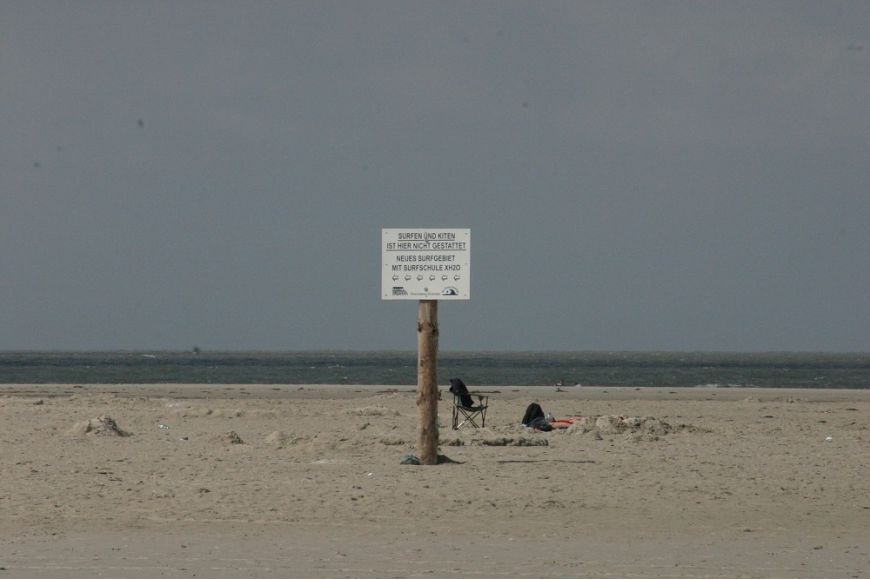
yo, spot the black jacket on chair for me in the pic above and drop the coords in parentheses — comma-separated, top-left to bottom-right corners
(449, 378, 475, 408)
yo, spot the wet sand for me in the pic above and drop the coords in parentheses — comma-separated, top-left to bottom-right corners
(1, 384, 868, 578)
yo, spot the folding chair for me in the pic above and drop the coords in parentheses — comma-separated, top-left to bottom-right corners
(451, 392, 488, 430)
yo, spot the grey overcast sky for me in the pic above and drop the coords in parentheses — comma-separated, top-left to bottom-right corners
(1, 1, 868, 352)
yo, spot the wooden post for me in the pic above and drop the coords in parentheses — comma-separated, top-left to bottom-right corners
(416, 300, 439, 465)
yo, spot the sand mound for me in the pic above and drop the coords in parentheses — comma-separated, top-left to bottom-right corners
(219, 431, 245, 445)
(593, 415, 675, 435)
(345, 405, 399, 417)
(475, 436, 549, 447)
(265, 430, 289, 445)
(264, 431, 306, 446)
(68, 416, 130, 437)
(578, 415, 705, 437)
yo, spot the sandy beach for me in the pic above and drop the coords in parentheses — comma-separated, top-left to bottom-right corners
(1, 383, 868, 578)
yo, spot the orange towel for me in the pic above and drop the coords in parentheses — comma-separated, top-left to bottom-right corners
(549, 417, 583, 429)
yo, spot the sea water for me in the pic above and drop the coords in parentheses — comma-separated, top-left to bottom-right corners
(0, 351, 867, 388)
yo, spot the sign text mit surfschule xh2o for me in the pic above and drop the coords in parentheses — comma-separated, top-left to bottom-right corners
(381, 228, 470, 300)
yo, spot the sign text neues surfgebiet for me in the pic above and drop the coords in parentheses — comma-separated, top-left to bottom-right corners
(381, 228, 470, 300)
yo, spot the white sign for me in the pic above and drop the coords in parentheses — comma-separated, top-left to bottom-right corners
(382, 228, 470, 300)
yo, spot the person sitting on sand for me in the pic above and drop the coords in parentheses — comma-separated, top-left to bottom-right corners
(522, 403, 584, 431)
(521, 402, 552, 431)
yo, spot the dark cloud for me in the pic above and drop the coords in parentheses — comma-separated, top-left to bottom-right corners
(1, 1, 868, 350)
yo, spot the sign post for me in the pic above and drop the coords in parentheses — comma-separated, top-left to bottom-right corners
(382, 228, 470, 465)
(416, 300, 439, 464)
